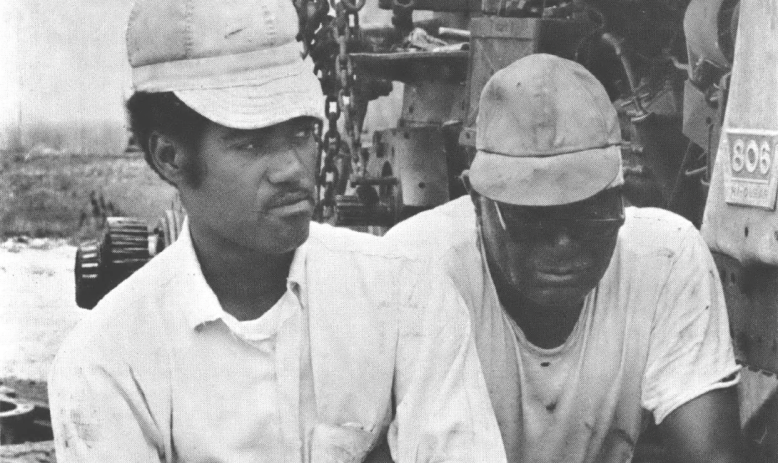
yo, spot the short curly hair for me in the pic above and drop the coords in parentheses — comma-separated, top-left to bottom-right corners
(126, 92, 209, 186)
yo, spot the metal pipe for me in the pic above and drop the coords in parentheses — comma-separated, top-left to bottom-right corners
(600, 32, 639, 92)
(437, 27, 470, 40)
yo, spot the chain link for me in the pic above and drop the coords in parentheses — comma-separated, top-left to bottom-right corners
(335, 4, 364, 177)
(293, 0, 365, 219)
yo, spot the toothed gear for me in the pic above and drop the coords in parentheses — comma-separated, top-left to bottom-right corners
(75, 239, 105, 309)
(103, 217, 151, 285)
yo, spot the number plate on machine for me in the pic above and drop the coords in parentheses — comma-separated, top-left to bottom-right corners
(723, 129, 778, 210)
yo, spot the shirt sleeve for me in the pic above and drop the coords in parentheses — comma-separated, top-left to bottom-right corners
(641, 225, 740, 424)
(48, 335, 166, 463)
(387, 264, 507, 463)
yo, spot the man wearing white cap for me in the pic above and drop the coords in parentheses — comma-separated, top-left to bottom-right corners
(48, 0, 506, 461)
(385, 54, 744, 462)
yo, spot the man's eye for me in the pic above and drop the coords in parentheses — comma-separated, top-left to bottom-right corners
(236, 142, 258, 151)
(293, 125, 314, 140)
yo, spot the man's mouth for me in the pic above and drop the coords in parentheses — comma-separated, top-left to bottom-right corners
(265, 191, 315, 216)
(534, 266, 589, 285)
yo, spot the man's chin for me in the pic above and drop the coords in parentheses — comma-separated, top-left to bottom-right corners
(266, 218, 311, 252)
(525, 285, 592, 310)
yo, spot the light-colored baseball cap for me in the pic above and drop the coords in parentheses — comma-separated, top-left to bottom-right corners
(469, 53, 624, 206)
(126, 0, 324, 130)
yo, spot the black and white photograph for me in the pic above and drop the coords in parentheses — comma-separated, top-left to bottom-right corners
(0, 0, 776, 461)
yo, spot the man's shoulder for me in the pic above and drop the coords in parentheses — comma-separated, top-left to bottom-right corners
(620, 206, 698, 255)
(306, 221, 462, 307)
(96, 239, 182, 312)
(383, 196, 477, 254)
(56, 241, 184, 364)
(308, 221, 418, 264)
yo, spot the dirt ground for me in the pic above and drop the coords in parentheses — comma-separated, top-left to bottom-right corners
(0, 238, 79, 462)
(0, 153, 175, 461)
(0, 239, 83, 384)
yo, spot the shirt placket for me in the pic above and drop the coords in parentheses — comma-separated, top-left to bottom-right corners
(274, 291, 303, 463)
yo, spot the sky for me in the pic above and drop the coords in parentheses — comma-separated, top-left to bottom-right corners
(1, 0, 136, 152)
(0, 0, 402, 153)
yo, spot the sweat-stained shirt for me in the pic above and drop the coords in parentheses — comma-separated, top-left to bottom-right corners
(49, 219, 506, 463)
(384, 196, 740, 463)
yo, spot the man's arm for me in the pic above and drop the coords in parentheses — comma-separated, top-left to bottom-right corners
(387, 266, 507, 463)
(642, 225, 744, 463)
(49, 336, 166, 462)
(659, 386, 745, 463)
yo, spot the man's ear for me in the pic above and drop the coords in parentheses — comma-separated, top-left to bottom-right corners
(149, 132, 186, 186)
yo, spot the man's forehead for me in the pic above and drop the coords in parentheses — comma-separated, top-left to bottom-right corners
(216, 117, 316, 141)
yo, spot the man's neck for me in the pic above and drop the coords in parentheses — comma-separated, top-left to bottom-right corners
(189, 225, 296, 321)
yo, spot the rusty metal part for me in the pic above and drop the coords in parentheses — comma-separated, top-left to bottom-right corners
(378, 0, 475, 12)
(665, 142, 710, 227)
(399, 80, 468, 128)
(379, 126, 450, 208)
(482, 0, 568, 17)
(304, 0, 366, 222)
(294, 0, 366, 221)
(103, 217, 151, 278)
(437, 26, 470, 40)
(629, 111, 695, 214)
(74, 239, 105, 309)
(155, 207, 185, 253)
(334, 194, 396, 227)
(0, 396, 35, 445)
(600, 32, 645, 116)
(460, 16, 598, 146)
(351, 51, 469, 84)
(682, 78, 725, 157)
(75, 208, 186, 309)
(293, 0, 330, 58)
(391, 0, 415, 36)
(684, 0, 739, 76)
(712, 252, 778, 375)
(74, 217, 151, 310)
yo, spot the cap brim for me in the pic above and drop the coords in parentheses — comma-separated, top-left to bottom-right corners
(174, 60, 324, 130)
(469, 145, 624, 206)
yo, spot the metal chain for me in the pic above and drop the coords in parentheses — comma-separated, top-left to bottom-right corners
(293, 0, 364, 219)
(292, 0, 362, 217)
(391, 0, 414, 36)
(334, 1, 364, 178)
(293, 0, 329, 58)
(320, 93, 342, 216)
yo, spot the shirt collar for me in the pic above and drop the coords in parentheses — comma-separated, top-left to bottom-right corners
(286, 226, 311, 293)
(173, 217, 313, 331)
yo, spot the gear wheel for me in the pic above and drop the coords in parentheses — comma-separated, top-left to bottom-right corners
(102, 217, 151, 286)
(154, 208, 184, 254)
(74, 239, 105, 309)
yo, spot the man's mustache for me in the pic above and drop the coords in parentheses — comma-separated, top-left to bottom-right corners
(265, 189, 315, 209)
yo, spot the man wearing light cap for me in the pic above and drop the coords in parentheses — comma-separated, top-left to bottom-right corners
(48, 0, 506, 461)
(385, 54, 744, 462)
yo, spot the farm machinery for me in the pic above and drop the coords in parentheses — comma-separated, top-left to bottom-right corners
(73, 0, 776, 458)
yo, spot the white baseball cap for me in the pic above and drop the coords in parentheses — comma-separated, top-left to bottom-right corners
(470, 54, 624, 206)
(126, 0, 324, 130)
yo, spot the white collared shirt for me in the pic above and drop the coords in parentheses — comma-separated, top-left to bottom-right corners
(49, 220, 506, 463)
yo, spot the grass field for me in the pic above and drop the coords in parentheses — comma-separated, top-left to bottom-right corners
(0, 150, 177, 241)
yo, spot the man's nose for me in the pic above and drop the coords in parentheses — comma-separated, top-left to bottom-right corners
(549, 227, 575, 248)
(267, 145, 308, 184)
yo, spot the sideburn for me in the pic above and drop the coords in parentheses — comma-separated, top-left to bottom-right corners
(180, 144, 205, 189)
